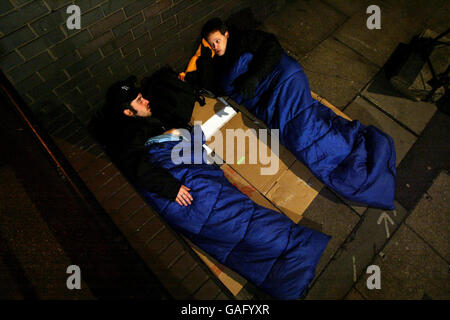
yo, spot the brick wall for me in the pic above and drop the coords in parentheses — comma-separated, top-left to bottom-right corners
(0, 0, 279, 126)
(0, 1, 281, 298)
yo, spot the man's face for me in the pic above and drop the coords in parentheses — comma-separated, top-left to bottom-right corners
(206, 30, 229, 56)
(126, 93, 151, 117)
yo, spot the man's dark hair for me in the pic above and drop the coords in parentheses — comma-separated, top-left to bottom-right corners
(201, 17, 228, 39)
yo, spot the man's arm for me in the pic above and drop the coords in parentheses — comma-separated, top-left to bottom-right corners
(184, 44, 218, 92)
(119, 147, 182, 200)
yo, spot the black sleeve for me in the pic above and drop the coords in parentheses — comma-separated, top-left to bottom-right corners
(195, 56, 218, 92)
(185, 44, 219, 93)
(238, 30, 283, 82)
(118, 147, 181, 200)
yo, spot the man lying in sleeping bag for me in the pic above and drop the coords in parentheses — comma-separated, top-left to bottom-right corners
(181, 17, 397, 210)
(90, 76, 330, 300)
(180, 17, 283, 99)
(90, 75, 194, 207)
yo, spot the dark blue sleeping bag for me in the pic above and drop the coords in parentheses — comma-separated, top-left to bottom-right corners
(220, 53, 396, 210)
(139, 131, 330, 299)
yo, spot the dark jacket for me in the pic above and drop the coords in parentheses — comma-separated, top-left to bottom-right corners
(141, 66, 203, 130)
(90, 111, 182, 200)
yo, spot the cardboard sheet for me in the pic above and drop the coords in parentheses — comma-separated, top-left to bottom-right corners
(187, 94, 349, 297)
(206, 112, 296, 193)
(265, 160, 324, 223)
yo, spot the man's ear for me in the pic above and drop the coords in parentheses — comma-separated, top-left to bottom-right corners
(123, 109, 134, 117)
(225, 31, 229, 38)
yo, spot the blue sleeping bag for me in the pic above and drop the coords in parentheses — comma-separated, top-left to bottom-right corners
(220, 53, 396, 210)
(139, 130, 330, 299)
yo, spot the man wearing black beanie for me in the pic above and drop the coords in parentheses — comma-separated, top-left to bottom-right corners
(90, 77, 193, 207)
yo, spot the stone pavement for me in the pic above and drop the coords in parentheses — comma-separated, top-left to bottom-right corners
(262, 0, 449, 299)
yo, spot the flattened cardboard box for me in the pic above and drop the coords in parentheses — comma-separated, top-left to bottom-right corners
(191, 97, 296, 195)
(185, 161, 324, 297)
(188, 95, 351, 297)
(189, 98, 320, 296)
(215, 93, 352, 223)
(206, 111, 296, 194)
(265, 160, 323, 223)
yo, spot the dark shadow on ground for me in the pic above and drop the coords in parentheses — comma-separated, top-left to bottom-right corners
(0, 90, 171, 299)
(395, 110, 450, 211)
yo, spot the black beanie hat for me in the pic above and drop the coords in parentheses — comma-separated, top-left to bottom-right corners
(115, 76, 139, 106)
(105, 76, 140, 113)
(102, 76, 140, 117)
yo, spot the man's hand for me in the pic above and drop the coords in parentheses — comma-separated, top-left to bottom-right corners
(176, 185, 194, 206)
(232, 73, 259, 100)
(164, 128, 181, 135)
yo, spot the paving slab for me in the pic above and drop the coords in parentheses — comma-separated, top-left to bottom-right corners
(0, 256, 24, 299)
(377, 0, 447, 35)
(355, 224, 450, 299)
(334, 194, 367, 216)
(333, 0, 443, 67)
(406, 171, 450, 262)
(395, 111, 450, 211)
(263, 0, 346, 57)
(343, 96, 417, 167)
(299, 37, 379, 109)
(422, 1, 450, 34)
(361, 69, 437, 135)
(301, 187, 360, 276)
(0, 166, 94, 299)
(344, 288, 365, 300)
(305, 201, 407, 299)
(321, 0, 372, 17)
